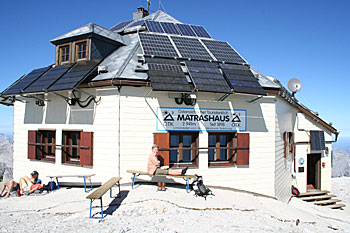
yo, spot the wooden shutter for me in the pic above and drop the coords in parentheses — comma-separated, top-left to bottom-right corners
(154, 132, 170, 166)
(236, 133, 249, 166)
(28, 130, 37, 160)
(283, 132, 288, 158)
(290, 132, 295, 155)
(80, 132, 93, 166)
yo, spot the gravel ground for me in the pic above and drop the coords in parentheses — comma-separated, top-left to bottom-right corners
(0, 181, 349, 233)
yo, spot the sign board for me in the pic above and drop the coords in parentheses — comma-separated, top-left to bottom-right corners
(156, 107, 247, 132)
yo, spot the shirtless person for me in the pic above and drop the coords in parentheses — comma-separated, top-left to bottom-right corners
(148, 144, 188, 191)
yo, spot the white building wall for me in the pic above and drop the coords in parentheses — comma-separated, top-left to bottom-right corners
(274, 97, 297, 202)
(294, 113, 333, 193)
(120, 87, 277, 197)
(13, 88, 121, 184)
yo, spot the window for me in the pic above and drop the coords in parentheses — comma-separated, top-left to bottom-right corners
(62, 131, 94, 166)
(75, 40, 89, 61)
(62, 131, 81, 164)
(169, 132, 199, 168)
(28, 130, 56, 162)
(284, 132, 294, 158)
(58, 44, 71, 64)
(208, 133, 236, 166)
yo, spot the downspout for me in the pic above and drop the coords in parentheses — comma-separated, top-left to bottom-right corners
(118, 85, 122, 177)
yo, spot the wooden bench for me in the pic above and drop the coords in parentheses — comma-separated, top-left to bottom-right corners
(86, 177, 122, 219)
(47, 174, 95, 192)
(127, 169, 197, 193)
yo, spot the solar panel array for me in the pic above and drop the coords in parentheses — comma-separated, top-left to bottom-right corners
(171, 36, 213, 60)
(145, 21, 164, 33)
(160, 22, 181, 35)
(202, 40, 246, 64)
(2, 66, 51, 95)
(190, 25, 211, 38)
(146, 57, 191, 92)
(176, 23, 196, 37)
(139, 33, 178, 57)
(185, 61, 232, 93)
(23, 64, 73, 94)
(48, 60, 99, 92)
(110, 20, 133, 31)
(219, 64, 266, 95)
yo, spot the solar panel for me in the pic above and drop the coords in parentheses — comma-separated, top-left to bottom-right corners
(2, 66, 51, 95)
(139, 33, 179, 57)
(190, 25, 211, 38)
(176, 24, 196, 36)
(23, 64, 74, 94)
(145, 21, 165, 33)
(201, 40, 246, 64)
(110, 20, 133, 31)
(127, 20, 145, 28)
(48, 60, 99, 92)
(219, 64, 266, 95)
(185, 61, 232, 93)
(171, 36, 213, 60)
(146, 57, 191, 92)
(160, 22, 181, 35)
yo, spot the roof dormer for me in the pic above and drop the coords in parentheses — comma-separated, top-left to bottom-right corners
(51, 23, 125, 65)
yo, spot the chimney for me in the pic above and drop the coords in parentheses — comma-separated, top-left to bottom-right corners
(133, 7, 149, 20)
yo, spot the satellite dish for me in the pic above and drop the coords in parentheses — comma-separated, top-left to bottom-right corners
(288, 78, 302, 96)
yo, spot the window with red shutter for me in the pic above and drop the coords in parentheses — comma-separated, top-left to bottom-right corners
(236, 133, 250, 166)
(80, 132, 93, 166)
(28, 130, 37, 160)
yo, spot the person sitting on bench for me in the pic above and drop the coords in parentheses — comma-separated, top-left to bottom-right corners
(147, 144, 188, 191)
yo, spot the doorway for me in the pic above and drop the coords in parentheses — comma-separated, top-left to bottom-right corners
(307, 153, 321, 190)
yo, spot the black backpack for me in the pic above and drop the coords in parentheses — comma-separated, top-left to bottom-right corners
(291, 185, 300, 196)
(43, 181, 57, 191)
(191, 175, 214, 200)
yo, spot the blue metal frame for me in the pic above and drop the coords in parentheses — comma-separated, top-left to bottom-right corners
(131, 173, 195, 193)
(83, 177, 93, 192)
(89, 182, 121, 219)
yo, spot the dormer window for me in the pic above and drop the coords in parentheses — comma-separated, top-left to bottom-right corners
(75, 39, 89, 61)
(58, 43, 71, 64)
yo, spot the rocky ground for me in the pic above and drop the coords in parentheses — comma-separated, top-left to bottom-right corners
(0, 179, 349, 233)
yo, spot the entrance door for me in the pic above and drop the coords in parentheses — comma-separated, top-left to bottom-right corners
(307, 153, 321, 190)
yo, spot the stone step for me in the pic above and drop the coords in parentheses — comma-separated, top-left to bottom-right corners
(313, 199, 341, 205)
(298, 190, 329, 197)
(326, 204, 346, 209)
(300, 194, 336, 201)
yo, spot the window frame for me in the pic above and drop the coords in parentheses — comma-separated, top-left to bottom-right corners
(62, 131, 82, 165)
(74, 39, 89, 62)
(208, 132, 236, 167)
(35, 130, 56, 162)
(57, 43, 71, 65)
(169, 131, 199, 168)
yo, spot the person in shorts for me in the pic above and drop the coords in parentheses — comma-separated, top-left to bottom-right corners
(147, 144, 188, 191)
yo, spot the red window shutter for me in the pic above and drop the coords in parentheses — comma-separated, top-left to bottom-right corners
(80, 132, 93, 166)
(290, 132, 295, 155)
(283, 132, 287, 158)
(28, 130, 37, 160)
(154, 132, 170, 166)
(236, 133, 249, 166)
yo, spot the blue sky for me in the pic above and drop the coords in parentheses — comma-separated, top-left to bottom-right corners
(0, 0, 349, 144)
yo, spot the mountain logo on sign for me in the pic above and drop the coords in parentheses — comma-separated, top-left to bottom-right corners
(232, 113, 241, 122)
(163, 111, 174, 121)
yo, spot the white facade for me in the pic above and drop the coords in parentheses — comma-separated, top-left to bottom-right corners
(12, 85, 335, 202)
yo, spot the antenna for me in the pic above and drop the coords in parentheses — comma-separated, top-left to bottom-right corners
(147, 0, 151, 12)
(287, 78, 302, 97)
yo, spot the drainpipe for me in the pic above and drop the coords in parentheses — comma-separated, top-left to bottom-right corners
(118, 86, 122, 177)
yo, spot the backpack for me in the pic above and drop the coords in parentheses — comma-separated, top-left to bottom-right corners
(291, 185, 300, 196)
(191, 175, 214, 200)
(43, 181, 57, 191)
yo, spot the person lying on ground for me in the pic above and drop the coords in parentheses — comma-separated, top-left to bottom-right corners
(19, 171, 42, 194)
(0, 171, 42, 198)
(147, 144, 188, 191)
